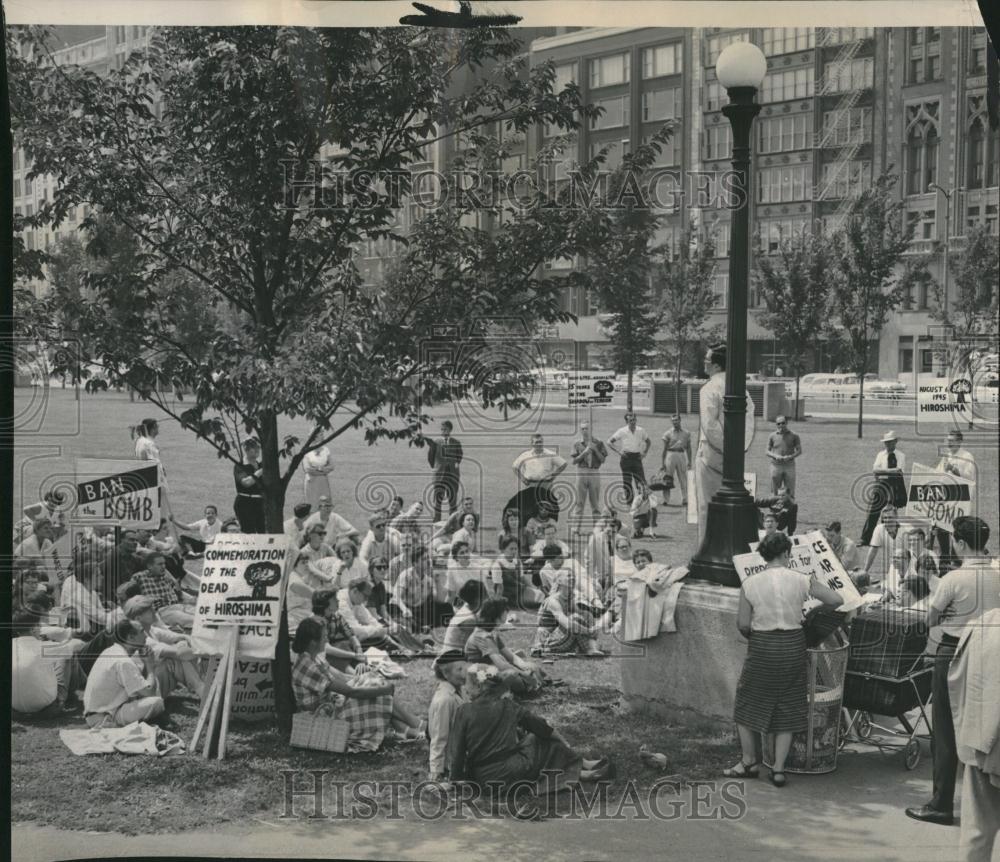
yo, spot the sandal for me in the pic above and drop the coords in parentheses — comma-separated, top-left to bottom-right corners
(722, 760, 760, 779)
(770, 771, 787, 787)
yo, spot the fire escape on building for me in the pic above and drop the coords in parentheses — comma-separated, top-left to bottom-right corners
(813, 28, 876, 229)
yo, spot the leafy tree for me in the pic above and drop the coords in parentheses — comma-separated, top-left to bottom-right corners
(651, 220, 719, 409)
(930, 221, 1000, 378)
(828, 172, 929, 438)
(753, 229, 839, 419)
(583, 126, 674, 412)
(9, 25, 601, 730)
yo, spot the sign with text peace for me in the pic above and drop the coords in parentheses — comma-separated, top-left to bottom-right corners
(75, 458, 159, 528)
(191, 534, 292, 660)
(747, 530, 863, 609)
(905, 462, 975, 533)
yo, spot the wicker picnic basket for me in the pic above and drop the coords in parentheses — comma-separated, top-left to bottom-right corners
(290, 703, 349, 753)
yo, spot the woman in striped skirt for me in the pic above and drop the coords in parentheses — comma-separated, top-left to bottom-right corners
(725, 532, 844, 787)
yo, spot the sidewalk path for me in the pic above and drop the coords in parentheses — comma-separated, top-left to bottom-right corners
(12, 745, 962, 862)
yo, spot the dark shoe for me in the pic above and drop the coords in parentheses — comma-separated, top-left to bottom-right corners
(770, 771, 787, 787)
(722, 760, 760, 779)
(905, 805, 954, 826)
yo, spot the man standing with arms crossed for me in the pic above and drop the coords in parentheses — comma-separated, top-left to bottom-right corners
(571, 421, 608, 529)
(427, 420, 463, 523)
(659, 415, 691, 508)
(766, 415, 802, 496)
(607, 412, 651, 507)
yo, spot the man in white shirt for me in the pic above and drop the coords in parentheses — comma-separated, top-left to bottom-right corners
(171, 504, 223, 556)
(283, 502, 313, 549)
(906, 516, 1000, 827)
(861, 430, 907, 545)
(359, 511, 402, 567)
(60, 561, 123, 635)
(83, 618, 165, 728)
(693, 345, 755, 544)
(14, 518, 61, 589)
(428, 650, 467, 781)
(303, 495, 360, 545)
(123, 596, 204, 698)
(507, 434, 568, 524)
(861, 506, 913, 585)
(607, 413, 651, 507)
(935, 430, 976, 482)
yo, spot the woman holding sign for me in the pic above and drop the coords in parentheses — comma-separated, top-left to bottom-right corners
(725, 532, 844, 787)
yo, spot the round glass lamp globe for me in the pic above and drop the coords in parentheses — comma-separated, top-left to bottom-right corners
(716, 42, 767, 90)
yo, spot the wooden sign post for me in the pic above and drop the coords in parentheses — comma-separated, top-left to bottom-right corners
(190, 625, 240, 760)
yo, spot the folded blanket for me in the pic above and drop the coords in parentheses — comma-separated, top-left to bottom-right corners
(60, 721, 185, 756)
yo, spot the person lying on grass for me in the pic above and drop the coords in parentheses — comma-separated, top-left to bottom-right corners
(291, 617, 425, 753)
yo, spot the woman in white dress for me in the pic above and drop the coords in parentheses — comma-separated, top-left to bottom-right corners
(302, 446, 334, 510)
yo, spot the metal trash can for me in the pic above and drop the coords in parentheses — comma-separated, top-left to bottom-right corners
(764, 631, 850, 774)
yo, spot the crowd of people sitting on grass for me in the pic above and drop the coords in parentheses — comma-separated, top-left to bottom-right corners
(10, 426, 995, 814)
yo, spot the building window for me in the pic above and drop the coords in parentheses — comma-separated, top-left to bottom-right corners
(705, 79, 724, 111)
(25, 203, 33, 218)
(759, 114, 810, 153)
(907, 28, 942, 84)
(966, 102, 998, 189)
(758, 165, 812, 203)
(705, 32, 749, 67)
(762, 67, 815, 103)
(820, 160, 871, 199)
(589, 139, 630, 171)
(823, 57, 874, 94)
(642, 43, 681, 79)
(13, 149, 20, 171)
(920, 349, 935, 373)
(758, 218, 810, 253)
(821, 107, 872, 146)
(589, 53, 630, 89)
(899, 347, 914, 372)
(553, 62, 577, 91)
(826, 28, 875, 46)
(705, 124, 733, 160)
(644, 133, 681, 168)
(24, 177, 32, 196)
(642, 86, 682, 122)
(585, 288, 600, 316)
(904, 111, 940, 196)
(987, 204, 999, 235)
(711, 274, 729, 308)
(762, 28, 815, 56)
(970, 31, 988, 74)
(115, 26, 126, 44)
(591, 96, 629, 130)
(13, 178, 21, 198)
(907, 209, 937, 240)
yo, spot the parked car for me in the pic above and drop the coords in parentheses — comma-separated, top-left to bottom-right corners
(613, 374, 651, 392)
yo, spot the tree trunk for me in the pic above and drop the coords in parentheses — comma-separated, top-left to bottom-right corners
(794, 374, 801, 421)
(675, 349, 683, 415)
(258, 410, 294, 736)
(626, 366, 634, 413)
(856, 370, 865, 439)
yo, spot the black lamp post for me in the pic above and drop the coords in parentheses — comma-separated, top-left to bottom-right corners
(689, 42, 767, 588)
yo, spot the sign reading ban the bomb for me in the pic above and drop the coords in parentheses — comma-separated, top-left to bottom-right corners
(905, 462, 976, 533)
(75, 459, 159, 528)
(191, 533, 291, 660)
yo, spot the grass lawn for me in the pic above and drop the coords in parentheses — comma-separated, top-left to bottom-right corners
(11, 387, 999, 833)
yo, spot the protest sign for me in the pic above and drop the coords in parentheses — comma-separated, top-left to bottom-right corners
(568, 371, 614, 407)
(191, 533, 292, 660)
(916, 377, 972, 428)
(746, 530, 863, 608)
(905, 462, 975, 533)
(75, 459, 159, 528)
(228, 659, 275, 722)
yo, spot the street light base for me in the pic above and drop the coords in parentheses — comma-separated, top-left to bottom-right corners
(688, 494, 759, 588)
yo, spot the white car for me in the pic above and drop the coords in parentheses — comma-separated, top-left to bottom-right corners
(613, 374, 651, 392)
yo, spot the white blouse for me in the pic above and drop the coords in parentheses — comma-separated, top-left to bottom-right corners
(743, 566, 811, 632)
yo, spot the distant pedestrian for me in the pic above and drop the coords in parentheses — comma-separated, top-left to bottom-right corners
(607, 412, 651, 506)
(233, 439, 266, 533)
(427, 420, 463, 522)
(659, 414, 691, 507)
(860, 430, 907, 546)
(302, 445, 334, 510)
(766, 415, 801, 497)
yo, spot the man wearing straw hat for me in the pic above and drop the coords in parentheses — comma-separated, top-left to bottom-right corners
(860, 430, 908, 546)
